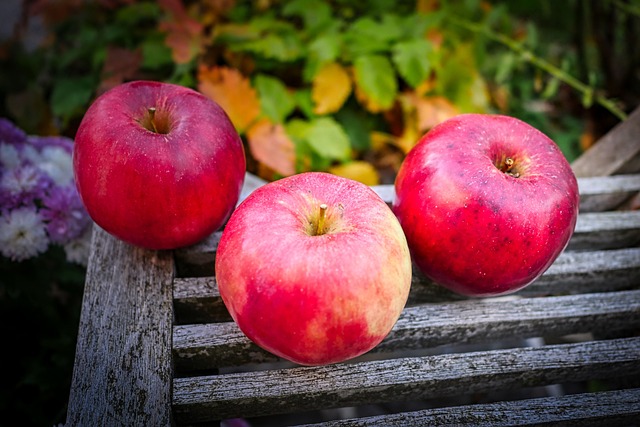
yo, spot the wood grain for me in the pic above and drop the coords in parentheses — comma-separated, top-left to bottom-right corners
(172, 290, 640, 371)
(172, 247, 640, 324)
(67, 227, 175, 426)
(67, 169, 640, 426)
(295, 388, 640, 427)
(172, 337, 640, 423)
(571, 106, 640, 177)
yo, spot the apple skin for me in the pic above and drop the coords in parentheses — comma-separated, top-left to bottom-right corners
(216, 172, 412, 366)
(393, 114, 579, 297)
(73, 80, 245, 250)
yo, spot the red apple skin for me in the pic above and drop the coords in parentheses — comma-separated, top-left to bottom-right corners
(393, 114, 579, 297)
(216, 172, 412, 366)
(73, 80, 245, 250)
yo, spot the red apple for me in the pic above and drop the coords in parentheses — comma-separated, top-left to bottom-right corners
(393, 114, 579, 297)
(73, 80, 245, 249)
(216, 172, 412, 366)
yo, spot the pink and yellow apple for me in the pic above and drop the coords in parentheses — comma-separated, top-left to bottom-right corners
(216, 172, 412, 366)
(73, 80, 245, 249)
(393, 114, 579, 297)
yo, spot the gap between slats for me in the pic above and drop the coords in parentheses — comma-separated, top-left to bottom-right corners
(293, 388, 640, 427)
(172, 289, 640, 371)
(172, 337, 640, 423)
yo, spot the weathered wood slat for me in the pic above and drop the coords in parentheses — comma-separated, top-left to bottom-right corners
(516, 247, 640, 292)
(295, 388, 640, 427)
(67, 226, 175, 426)
(173, 290, 640, 371)
(578, 174, 640, 211)
(411, 247, 640, 302)
(174, 210, 640, 276)
(569, 210, 640, 250)
(173, 276, 227, 323)
(173, 247, 640, 324)
(172, 337, 640, 423)
(571, 106, 640, 177)
(578, 174, 640, 195)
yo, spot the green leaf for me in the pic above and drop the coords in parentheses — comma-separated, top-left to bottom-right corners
(344, 16, 401, 56)
(141, 36, 173, 70)
(254, 74, 296, 123)
(334, 106, 374, 151)
(525, 22, 538, 49)
(400, 13, 438, 39)
(115, 2, 161, 26)
(51, 77, 95, 120)
(306, 117, 351, 160)
(226, 18, 304, 62)
(353, 54, 398, 110)
(303, 30, 343, 81)
(294, 89, 316, 119)
(495, 52, 516, 84)
(541, 76, 561, 99)
(392, 39, 432, 87)
(436, 44, 488, 113)
(286, 117, 351, 161)
(235, 32, 303, 61)
(286, 118, 312, 143)
(282, 0, 333, 34)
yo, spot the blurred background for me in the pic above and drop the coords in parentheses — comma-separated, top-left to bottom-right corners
(1, 0, 639, 425)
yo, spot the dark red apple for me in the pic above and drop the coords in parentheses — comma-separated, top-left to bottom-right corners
(73, 80, 245, 249)
(393, 114, 579, 297)
(216, 172, 412, 366)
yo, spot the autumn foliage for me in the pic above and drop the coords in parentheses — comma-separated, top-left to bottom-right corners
(2, 0, 636, 185)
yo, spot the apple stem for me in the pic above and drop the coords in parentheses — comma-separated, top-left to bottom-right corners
(148, 107, 159, 133)
(504, 157, 514, 171)
(316, 204, 328, 236)
(500, 157, 520, 178)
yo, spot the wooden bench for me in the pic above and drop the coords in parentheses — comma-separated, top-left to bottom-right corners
(66, 113, 640, 426)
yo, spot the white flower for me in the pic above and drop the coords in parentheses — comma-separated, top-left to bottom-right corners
(20, 144, 42, 164)
(1, 165, 42, 196)
(0, 143, 20, 169)
(39, 146, 74, 186)
(0, 207, 49, 261)
(63, 223, 93, 266)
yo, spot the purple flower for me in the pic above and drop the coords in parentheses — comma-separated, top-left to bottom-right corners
(1, 117, 93, 263)
(0, 165, 52, 211)
(28, 135, 73, 154)
(40, 185, 91, 244)
(0, 118, 27, 146)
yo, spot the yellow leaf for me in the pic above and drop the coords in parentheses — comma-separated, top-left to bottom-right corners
(312, 63, 352, 115)
(197, 65, 260, 133)
(329, 161, 379, 186)
(383, 93, 459, 154)
(246, 119, 296, 177)
(404, 93, 459, 133)
(369, 131, 396, 151)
